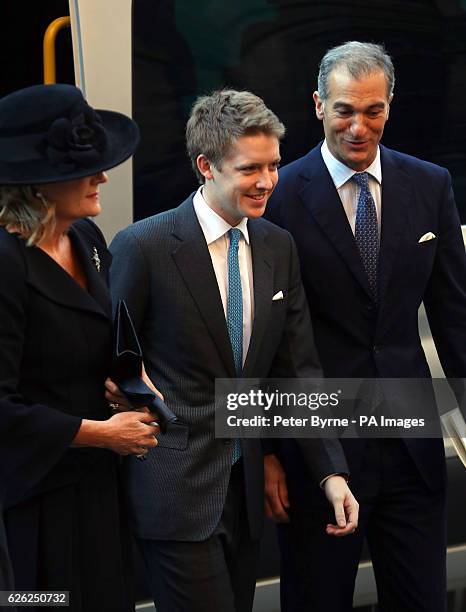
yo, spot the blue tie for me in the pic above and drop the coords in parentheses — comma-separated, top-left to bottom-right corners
(227, 228, 243, 463)
(353, 172, 379, 301)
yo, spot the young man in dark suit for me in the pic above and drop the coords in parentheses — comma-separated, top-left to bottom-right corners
(109, 89, 359, 612)
(265, 41, 466, 612)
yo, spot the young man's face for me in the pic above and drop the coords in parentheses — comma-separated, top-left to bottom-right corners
(198, 132, 281, 226)
(313, 67, 391, 171)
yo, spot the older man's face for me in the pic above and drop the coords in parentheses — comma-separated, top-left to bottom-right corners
(313, 67, 391, 171)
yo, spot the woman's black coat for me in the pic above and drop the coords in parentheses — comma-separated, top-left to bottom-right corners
(0, 219, 133, 611)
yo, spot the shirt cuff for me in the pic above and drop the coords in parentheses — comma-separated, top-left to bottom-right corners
(319, 472, 349, 488)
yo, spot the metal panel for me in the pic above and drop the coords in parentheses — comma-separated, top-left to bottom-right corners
(68, 0, 133, 241)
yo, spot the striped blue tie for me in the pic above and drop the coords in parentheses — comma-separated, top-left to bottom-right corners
(227, 228, 243, 464)
(353, 172, 379, 301)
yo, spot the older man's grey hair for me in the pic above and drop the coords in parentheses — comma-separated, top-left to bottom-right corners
(186, 89, 285, 184)
(317, 41, 395, 102)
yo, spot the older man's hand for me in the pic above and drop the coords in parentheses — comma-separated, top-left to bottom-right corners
(323, 475, 359, 537)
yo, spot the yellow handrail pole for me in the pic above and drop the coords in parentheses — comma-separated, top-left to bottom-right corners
(43, 16, 71, 84)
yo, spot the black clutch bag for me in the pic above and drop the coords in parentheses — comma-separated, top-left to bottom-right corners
(111, 299, 177, 434)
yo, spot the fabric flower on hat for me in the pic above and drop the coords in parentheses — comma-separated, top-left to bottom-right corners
(45, 102, 108, 173)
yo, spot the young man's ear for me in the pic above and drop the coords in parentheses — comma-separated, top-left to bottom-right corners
(197, 155, 214, 181)
(313, 91, 325, 121)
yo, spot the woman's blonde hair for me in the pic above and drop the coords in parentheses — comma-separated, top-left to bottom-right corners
(0, 186, 56, 246)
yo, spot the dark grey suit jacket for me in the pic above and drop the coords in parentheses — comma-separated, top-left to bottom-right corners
(109, 196, 348, 541)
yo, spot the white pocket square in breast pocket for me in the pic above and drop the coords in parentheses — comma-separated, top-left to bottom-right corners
(418, 232, 436, 243)
(272, 290, 284, 301)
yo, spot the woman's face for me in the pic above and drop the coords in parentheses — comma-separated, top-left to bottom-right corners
(38, 172, 108, 225)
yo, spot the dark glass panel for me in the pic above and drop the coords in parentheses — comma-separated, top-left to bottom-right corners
(133, 0, 466, 222)
(0, 1, 74, 96)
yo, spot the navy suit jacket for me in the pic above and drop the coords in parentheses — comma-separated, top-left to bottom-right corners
(109, 196, 348, 541)
(266, 143, 466, 491)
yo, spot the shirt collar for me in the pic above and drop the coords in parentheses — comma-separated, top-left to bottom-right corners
(321, 140, 382, 188)
(193, 186, 250, 245)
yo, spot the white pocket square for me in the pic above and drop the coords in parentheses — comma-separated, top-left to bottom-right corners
(418, 232, 436, 243)
(272, 291, 284, 301)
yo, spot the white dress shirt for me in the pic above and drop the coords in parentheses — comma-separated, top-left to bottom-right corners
(321, 140, 382, 235)
(193, 187, 254, 366)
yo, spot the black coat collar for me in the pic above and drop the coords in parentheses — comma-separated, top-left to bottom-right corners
(24, 222, 111, 319)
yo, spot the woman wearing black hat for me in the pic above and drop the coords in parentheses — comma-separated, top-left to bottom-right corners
(0, 84, 158, 611)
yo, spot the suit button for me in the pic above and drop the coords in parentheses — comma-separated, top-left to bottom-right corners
(373, 345, 380, 354)
(224, 439, 232, 446)
(363, 303, 376, 319)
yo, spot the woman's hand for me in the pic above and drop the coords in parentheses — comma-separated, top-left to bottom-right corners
(74, 411, 160, 456)
(101, 410, 160, 456)
(104, 377, 132, 410)
(141, 363, 164, 400)
(104, 369, 164, 411)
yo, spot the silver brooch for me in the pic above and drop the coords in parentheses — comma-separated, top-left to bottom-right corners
(91, 246, 101, 272)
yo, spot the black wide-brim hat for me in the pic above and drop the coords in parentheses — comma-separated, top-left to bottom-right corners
(0, 84, 140, 185)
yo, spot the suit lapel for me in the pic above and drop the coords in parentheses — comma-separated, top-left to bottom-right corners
(25, 228, 110, 319)
(377, 146, 411, 305)
(297, 147, 373, 300)
(171, 198, 236, 377)
(242, 220, 274, 377)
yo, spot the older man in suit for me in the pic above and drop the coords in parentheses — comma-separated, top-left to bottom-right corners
(265, 42, 466, 611)
(109, 89, 359, 612)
